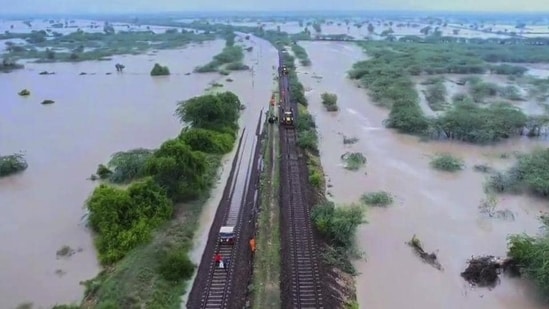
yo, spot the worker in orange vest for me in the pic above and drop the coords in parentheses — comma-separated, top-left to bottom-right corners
(249, 237, 256, 257)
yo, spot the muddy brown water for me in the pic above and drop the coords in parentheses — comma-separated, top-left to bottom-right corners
(180, 33, 278, 306)
(0, 39, 228, 308)
(296, 41, 549, 309)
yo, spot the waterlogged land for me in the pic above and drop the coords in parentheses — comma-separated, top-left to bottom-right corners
(221, 16, 549, 40)
(295, 40, 549, 308)
(0, 37, 227, 308)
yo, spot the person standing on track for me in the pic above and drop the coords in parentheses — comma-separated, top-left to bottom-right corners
(224, 258, 230, 273)
(214, 251, 222, 267)
(249, 237, 256, 258)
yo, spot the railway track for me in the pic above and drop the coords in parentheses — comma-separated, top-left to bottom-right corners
(187, 113, 264, 309)
(278, 51, 325, 309)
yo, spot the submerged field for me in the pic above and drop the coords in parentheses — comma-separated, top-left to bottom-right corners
(2, 14, 549, 309)
(293, 38, 549, 309)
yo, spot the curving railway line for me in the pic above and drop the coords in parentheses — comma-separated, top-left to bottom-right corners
(278, 50, 325, 309)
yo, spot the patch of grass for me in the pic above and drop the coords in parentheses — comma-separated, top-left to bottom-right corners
(361, 191, 393, 207)
(430, 153, 465, 172)
(341, 152, 367, 171)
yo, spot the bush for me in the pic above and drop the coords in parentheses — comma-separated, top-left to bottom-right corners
(424, 80, 448, 111)
(291, 43, 311, 66)
(195, 44, 244, 73)
(96, 164, 112, 179)
(435, 102, 527, 144)
(489, 148, 549, 196)
(341, 152, 367, 171)
(309, 170, 322, 188)
(87, 178, 173, 264)
(311, 201, 364, 249)
(321, 92, 338, 111)
(179, 128, 235, 154)
(0, 153, 28, 177)
(176, 92, 241, 133)
(145, 139, 207, 201)
(104, 148, 154, 184)
(361, 191, 393, 206)
(150, 63, 170, 76)
(507, 233, 549, 300)
(159, 248, 196, 282)
(348, 41, 536, 141)
(430, 153, 464, 172)
(225, 62, 249, 71)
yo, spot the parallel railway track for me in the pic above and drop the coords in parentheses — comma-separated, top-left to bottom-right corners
(278, 51, 325, 309)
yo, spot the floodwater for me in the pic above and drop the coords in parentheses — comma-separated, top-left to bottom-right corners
(296, 41, 549, 309)
(181, 33, 278, 306)
(0, 39, 226, 309)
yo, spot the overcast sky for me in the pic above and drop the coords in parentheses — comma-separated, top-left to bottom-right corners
(1, 0, 547, 14)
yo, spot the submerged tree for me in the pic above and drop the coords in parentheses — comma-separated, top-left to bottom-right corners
(0, 153, 28, 177)
(150, 63, 170, 76)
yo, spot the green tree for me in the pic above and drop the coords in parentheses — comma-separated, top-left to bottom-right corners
(175, 92, 240, 133)
(145, 139, 207, 201)
(87, 178, 172, 263)
(179, 128, 235, 154)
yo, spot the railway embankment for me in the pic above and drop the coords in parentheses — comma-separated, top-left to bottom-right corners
(282, 48, 362, 308)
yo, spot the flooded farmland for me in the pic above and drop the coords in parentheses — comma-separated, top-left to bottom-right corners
(0, 39, 227, 308)
(296, 41, 548, 309)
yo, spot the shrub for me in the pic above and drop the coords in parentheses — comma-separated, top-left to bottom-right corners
(159, 248, 196, 282)
(341, 152, 367, 171)
(507, 233, 549, 300)
(291, 43, 311, 66)
(430, 153, 464, 172)
(311, 201, 364, 249)
(105, 148, 154, 184)
(176, 92, 241, 133)
(0, 153, 28, 177)
(435, 102, 527, 144)
(150, 63, 170, 76)
(321, 92, 338, 111)
(424, 80, 448, 111)
(225, 62, 249, 71)
(361, 191, 393, 206)
(145, 139, 207, 201)
(309, 170, 322, 188)
(179, 128, 235, 154)
(87, 178, 173, 264)
(96, 164, 112, 179)
(488, 148, 549, 196)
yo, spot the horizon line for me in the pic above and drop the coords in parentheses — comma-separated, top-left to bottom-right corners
(2, 9, 549, 17)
